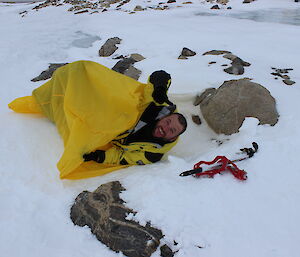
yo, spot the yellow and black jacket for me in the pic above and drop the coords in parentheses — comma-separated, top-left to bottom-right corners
(84, 103, 178, 166)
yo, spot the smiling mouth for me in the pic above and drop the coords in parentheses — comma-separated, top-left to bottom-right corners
(159, 127, 164, 136)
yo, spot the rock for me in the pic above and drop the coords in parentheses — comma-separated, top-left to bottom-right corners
(223, 53, 237, 61)
(283, 79, 295, 86)
(281, 75, 290, 79)
(211, 4, 220, 9)
(178, 47, 196, 59)
(200, 79, 279, 135)
(160, 244, 175, 257)
(74, 9, 89, 14)
(124, 66, 142, 80)
(208, 61, 217, 65)
(203, 50, 231, 55)
(130, 53, 145, 62)
(31, 63, 68, 82)
(112, 57, 141, 80)
(192, 115, 202, 125)
(178, 55, 188, 60)
(275, 68, 293, 74)
(70, 181, 164, 257)
(134, 5, 144, 11)
(99, 37, 122, 57)
(232, 57, 251, 67)
(194, 88, 216, 106)
(112, 57, 136, 74)
(217, 0, 229, 4)
(271, 72, 290, 80)
(223, 56, 250, 75)
(243, 0, 255, 3)
(167, 0, 176, 3)
(224, 65, 244, 75)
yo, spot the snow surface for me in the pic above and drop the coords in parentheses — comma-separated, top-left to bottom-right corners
(1, 0, 300, 257)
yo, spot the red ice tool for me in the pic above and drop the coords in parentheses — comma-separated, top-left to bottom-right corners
(179, 142, 258, 180)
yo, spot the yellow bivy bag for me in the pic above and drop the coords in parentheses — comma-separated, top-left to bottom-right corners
(9, 61, 155, 179)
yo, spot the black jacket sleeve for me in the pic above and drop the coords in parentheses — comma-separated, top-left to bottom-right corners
(83, 150, 105, 163)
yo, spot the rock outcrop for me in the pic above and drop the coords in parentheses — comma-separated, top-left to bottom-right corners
(70, 181, 165, 257)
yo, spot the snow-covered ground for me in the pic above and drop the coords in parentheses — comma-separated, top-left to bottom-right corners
(1, 0, 300, 256)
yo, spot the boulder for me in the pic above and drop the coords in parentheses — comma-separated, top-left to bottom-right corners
(99, 37, 122, 57)
(199, 79, 279, 135)
(70, 181, 164, 257)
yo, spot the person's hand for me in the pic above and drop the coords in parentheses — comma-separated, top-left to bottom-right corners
(149, 70, 172, 104)
(149, 70, 171, 89)
(83, 150, 105, 163)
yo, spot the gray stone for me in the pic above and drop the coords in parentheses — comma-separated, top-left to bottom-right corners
(283, 79, 296, 86)
(192, 115, 202, 125)
(178, 55, 188, 60)
(223, 53, 237, 61)
(112, 57, 136, 74)
(124, 66, 142, 80)
(217, 0, 229, 4)
(200, 79, 279, 135)
(111, 57, 141, 80)
(271, 72, 290, 80)
(211, 4, 220, 9)
(203, 50, 231, 56)
(99, 37, 122, 57)
(232, 57, 251, 67)
(179, 47, 196, 58)
(130, 53, 145, 62)
(160, 244, 175, 257)
(70, 181, 164, 257)
(224, 64, 244, 75)
(31, 63, 68, 82)
(134, 5, 144, 11)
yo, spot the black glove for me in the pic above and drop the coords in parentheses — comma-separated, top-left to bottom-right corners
(83, 150, 105, 163)
(149, 70, 172, 104)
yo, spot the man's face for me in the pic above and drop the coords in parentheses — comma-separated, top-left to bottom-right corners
(152, 114, 184, 142)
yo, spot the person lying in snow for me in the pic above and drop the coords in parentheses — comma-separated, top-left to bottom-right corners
(83, 103, 187, 165)
(8, 61, 187, 180)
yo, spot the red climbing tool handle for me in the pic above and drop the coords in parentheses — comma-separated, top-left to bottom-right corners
(193, 156, 247, 181)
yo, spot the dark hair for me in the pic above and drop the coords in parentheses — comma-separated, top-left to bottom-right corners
(174, 113, 187, 136)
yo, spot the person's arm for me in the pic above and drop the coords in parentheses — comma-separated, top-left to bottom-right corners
(83, 144, 164, 165)
(149, 70, 173, 105)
